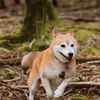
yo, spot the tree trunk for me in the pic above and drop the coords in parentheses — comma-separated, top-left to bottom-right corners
(52, 0, 58, 7)
(15, 0, 20, 5)
(0, 0, 6, 9)
(47, 0, 58, 21)
(96, 0, 100, 8)
(17, 0, 58, 42)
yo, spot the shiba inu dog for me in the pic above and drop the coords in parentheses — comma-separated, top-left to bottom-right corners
(21, 29, 78, 100)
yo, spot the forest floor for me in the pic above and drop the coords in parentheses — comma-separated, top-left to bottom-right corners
(0, 2, 100, 100)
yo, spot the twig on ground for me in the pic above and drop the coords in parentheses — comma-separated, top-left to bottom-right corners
(0, 47, 10, 53)
(12, 82, 100, 90)
(76, 56, 100, 63)
(29, 38, 36, 48)
(86, 60, 100, 64)
(2, 77, 21, 83)
(69, 82, 100, 87)
(5, 68, 15, 73)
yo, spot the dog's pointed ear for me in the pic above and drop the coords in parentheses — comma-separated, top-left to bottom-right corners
(52, 29, 59, 39)
(67, 29, 74, 36)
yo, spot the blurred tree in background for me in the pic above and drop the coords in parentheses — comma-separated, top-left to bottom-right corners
(15, 0, 20, 5)
(18, 0, 58, 42)
(0, 0, 6, 9)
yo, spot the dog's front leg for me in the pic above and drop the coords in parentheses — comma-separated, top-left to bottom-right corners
(41, 77, 53, 100)
(54, 77, 72, 98)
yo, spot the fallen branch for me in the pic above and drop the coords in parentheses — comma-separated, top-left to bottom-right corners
(0, 57, 22, 65)
(15, 82, 100, 90)
(69, 82, 100, 88)
(0, 47, 10, 53)
(16, 85, 28, 89)
(86, 60, 100, 64)
(76, 56, 100, 63)
(59, 15, 99, 22)
(2, 77, 21, 83)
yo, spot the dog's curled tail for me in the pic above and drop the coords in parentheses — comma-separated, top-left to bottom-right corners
(21, 51, 40, 71)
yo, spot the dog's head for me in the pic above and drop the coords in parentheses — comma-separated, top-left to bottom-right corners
(50, 29, 78, 63)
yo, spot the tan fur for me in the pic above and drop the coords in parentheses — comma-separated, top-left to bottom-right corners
(21, 29, 78, 100)
(21, 51, 40, 70)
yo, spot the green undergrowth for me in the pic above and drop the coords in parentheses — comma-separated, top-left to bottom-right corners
(80, 47, 100, 55)
(71, 80, 81, 83)
(1, 72, 15, 79)
(93, 69, 100, 73)
(0, 39, 12, 48)
(71, 96, 86, 100)
(75, 29, 92, 42)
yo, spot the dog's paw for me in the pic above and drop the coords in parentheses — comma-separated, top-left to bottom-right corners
(54, 89, 63, 98)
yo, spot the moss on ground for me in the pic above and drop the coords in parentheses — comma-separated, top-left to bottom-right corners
(71, 96, 86, 100)
(80, 47, 100, 55)
(1, 72, 15, 79)
(0, 39, 12, 48)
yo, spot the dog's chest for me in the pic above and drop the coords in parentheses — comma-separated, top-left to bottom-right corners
(44, 62, 75, 86)
(44, 62, 65, 79)
(44, 67, 63, 85)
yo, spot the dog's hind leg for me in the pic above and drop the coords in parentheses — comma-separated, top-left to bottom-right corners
(29, 78, 41, 100)
(28, 67, 41, 100)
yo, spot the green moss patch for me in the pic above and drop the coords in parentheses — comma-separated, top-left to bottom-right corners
(0, 39, 12, 48)
(71, 96, 86, 100)
(75, 29, 92, 42)
(80, 47, 100, 55)
(1, 72, 15, 79)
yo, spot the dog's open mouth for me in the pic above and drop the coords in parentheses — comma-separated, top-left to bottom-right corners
(66, 57, 72, 60)
(60, 52, 72, 61)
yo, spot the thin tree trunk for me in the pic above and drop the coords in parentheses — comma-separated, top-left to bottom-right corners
(15, 0, 20, 5)
(96, 0, 100, 8)
(52, 0, 58, 7)
(0, 0, 6, 9)
(47, 0, 58, 21)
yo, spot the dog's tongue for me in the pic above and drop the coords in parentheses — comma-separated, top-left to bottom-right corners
(67, 57, 72, 60)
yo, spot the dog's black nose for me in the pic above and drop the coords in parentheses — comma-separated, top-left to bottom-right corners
(68, 52, 73, 57)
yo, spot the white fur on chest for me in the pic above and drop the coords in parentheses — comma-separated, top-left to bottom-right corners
(44, 67, 63, 86)
(44, 60, 75, 86)
(45, 60, 65, 79)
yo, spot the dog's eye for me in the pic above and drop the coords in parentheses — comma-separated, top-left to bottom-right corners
(71, 44, 74, 47)
(61, 44, 65, 48)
